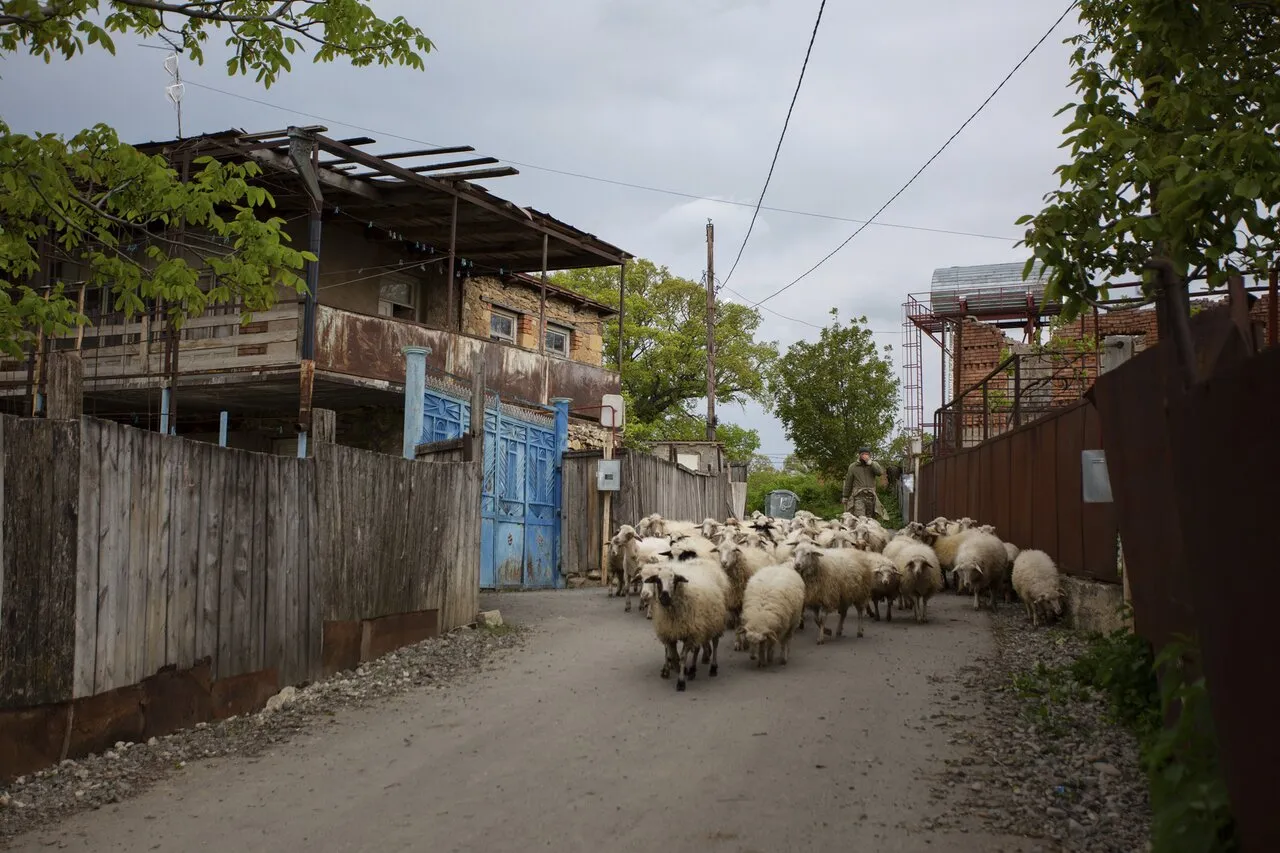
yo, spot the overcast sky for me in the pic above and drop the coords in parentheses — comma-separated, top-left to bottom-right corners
(3, 0, 1082, 462)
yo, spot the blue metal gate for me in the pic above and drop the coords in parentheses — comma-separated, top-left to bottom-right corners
(420, 376, 567, 589)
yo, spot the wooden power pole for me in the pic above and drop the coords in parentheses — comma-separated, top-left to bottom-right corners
(705, 219, 717, 442)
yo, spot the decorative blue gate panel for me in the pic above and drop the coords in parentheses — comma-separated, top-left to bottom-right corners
(420, 377, 566, 589)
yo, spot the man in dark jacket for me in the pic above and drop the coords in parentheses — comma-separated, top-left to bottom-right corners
(842, 447, 884, 517)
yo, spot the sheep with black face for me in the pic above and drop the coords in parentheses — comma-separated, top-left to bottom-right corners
(644, 563, 729, 692)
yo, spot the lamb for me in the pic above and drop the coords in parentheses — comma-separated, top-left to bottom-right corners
(894, 541, 944, 623)
(1011, 549, 1065, 627)
(739, 561, 807, 667)
(609, 525, 672, 612)
(862, 551, 902, 622)
(952, 532, 1011, 611)
(792, 542, 873, 644)
(644, 563, 728, 692)
(718, 540, 777, 649)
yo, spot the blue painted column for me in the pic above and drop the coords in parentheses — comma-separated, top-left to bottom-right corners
(402, 345, 430, 459)
(550, 398, 570, 587)
(218, 411, 229, 447)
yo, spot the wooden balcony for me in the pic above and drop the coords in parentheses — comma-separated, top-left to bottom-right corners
(0, 302, 619, 419)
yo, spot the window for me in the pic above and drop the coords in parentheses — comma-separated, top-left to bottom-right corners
(490, 308, 517, 342)
(545, 323, 571, 357)
(378, 273, 417, 320)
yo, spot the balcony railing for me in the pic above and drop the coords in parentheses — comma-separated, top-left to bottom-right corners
(932, 348, 1100, 456)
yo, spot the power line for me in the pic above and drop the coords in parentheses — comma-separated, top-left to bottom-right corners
(182, 79, 1019, 243)
(721, 0, 827, 290)
(748, 1, 1080, 310)
(717, 279, 896, 335)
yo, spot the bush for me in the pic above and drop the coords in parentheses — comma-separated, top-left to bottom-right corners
(745, 470, 843, 519)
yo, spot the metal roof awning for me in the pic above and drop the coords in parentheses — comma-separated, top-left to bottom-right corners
(137, 126, 632, 274)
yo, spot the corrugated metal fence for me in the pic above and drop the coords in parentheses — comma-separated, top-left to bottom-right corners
(0, 415, 481, 712)
(561, 449, 734, 577)
(917, 399, 1120, 583)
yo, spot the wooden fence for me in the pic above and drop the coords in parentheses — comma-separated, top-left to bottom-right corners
(0, 415, 481, 712)
(916, 399, 1121, 583)
(561, 449, 733, 576)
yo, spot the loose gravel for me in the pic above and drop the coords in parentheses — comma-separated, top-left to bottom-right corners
(0, 624, 525, 846)
(919, 602, 1152, 852)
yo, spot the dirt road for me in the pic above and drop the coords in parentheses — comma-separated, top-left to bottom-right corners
(13, 590, 1043, 853)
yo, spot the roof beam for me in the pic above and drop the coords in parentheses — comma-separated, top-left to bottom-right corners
(312, 133, 628, 265)
(246, 148, 384, 203)
(322, 145, 475, 167)
(432, 167, 519, 182)
(347, 156, 498, 178)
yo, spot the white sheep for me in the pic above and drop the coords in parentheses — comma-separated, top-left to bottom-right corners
(952, 532, 1010, 611)
(739, 561, 807, 667)
(1011, 549, 1065, 627)
(792, 542, 873, 644)
(718, 540, 776, 650)
(863, 551, 902, 622)
(852, 520, 890, 553)
(894, 541, 944, 623)
(609, 525, 672, 612)
(644, 562, 728, 691)
(932, 529, 975, 593)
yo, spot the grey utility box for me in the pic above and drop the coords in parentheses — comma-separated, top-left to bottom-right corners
(596, 458, 621, 491)
(764, 489, 799, 519)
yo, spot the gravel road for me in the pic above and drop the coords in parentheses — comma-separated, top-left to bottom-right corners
(3, 588, 1148, 853)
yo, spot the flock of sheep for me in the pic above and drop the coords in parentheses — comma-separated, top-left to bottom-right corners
(608, 511, 1066, 692)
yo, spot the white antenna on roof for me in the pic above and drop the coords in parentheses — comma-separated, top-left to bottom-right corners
(164, 51, 184, 139)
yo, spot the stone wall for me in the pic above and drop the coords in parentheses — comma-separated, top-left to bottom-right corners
(568, 420, 611, 451)
(460, 275, 607, 367)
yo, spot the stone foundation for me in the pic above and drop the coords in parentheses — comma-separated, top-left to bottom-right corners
(1062, 576, 1126, 635)
(568, 420, 612, 451)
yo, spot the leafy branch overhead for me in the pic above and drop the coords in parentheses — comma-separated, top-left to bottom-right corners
(0, 1, 434, 357)
(1017, 0, 1280, 318)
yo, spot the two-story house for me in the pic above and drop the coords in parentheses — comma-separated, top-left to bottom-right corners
(2, 125, 630, 454)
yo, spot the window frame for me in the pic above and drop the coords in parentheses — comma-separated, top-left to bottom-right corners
(544, 322, 571, 357)
(489, 307, 518, 342)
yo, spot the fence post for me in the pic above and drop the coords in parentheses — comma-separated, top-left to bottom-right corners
(982, 383, 989, 442)
(312, 408, 335, 446)
(401, 345, 430, 460)
(44, 351, 83, 420)
(466, 350, 486, 463)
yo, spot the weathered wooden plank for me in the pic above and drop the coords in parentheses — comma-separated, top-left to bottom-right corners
(230, 450, 254, 676)
(264, 456, 286, 680)
(0, 418, 79, 708)
(280, 459, 302, 685)
(250, 452, 268, 672)
(304, 459, 322, 681)
(73, 418, 101, 698)
(197, 445, 225, 676)
(169, 439, 202, 670)
(123, 429, 151, 686)
(217, 451, 239, 678)
(94, 420, 126, 693)
(144, 433, 173, 677)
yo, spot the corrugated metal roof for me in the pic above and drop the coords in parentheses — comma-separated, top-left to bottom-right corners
(930, 261, 1045, 292)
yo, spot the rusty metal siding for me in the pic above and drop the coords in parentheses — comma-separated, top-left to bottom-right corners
(315, 306, 619, 412)
(917, 399, 1119, 583)
(1054, 405, 1085, 576)
(1166, 343, 1280, 853)
(1080, 404, 1118, 582)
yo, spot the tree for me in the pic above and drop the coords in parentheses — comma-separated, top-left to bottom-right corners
(552, 258, 779, 427)
(1, 2, 433, 356)
(1017, 0, 1280, 320)
(768, 309, 898, 480)
(747, 454, 777, 474)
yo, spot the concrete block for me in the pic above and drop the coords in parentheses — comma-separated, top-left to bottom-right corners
(1063, 575, 1126, 635)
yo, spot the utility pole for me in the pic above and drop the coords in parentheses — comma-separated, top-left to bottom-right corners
(705, 219, 717, 443)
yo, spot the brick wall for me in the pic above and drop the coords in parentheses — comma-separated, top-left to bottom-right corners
(460, 275, 607, 367)
(954, 318, 1015, 399)
(1051, 293, 1273, 353)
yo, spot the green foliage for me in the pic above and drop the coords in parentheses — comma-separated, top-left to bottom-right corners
(0, 1, 433, 357)
(1068, 626, 1239, 852)
(747, 454, 777, 474)
(876, 484, 902, 529)
(780, 453, 813, 474)
(745, 470, 843, 520)
(768, 308, 899, 480)
(552, 259, 779, 429)
(1018, 0, 1280, 318)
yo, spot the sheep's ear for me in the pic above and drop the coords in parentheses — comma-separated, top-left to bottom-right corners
(673, 574, 688, 584)
(643, 575, 660, 585)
